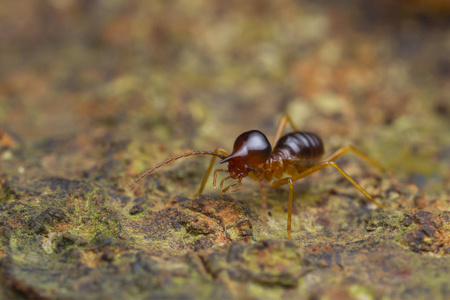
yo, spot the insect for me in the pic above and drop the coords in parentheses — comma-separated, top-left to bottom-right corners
(129, 115, 386, 239)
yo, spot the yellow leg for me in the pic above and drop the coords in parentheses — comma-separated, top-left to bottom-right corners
(286, 178, 294, 240)
(219, 175, 232, 190)
(213, 169, 229, 188)
(324, 145, 386, 171)
(193, 148, 230, 197)
(270, 161, 387, 239)
(221, 177, 243, 194)
(272, 115, 299, 146)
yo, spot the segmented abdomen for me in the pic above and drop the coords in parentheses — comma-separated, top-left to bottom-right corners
(271, 132, 324, 162)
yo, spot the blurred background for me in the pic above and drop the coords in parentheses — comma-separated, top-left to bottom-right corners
(0, 0, 449, 193)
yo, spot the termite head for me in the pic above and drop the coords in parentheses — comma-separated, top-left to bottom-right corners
(220, 130, 272, 179)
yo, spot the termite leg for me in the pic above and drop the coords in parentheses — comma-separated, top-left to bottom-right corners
(219, 176, 232, 189)
(274, 161, 386, 208)
(213, 169, 229, 188)
(272, 115, 299, 146)
(231, 178, 242, 193)
(267, 177, 294, 239)
(324, 145, 386, 171)
(286, 178, 294, 240)
(193, 148, 230, 197)
(222, 178, 242, 194)
(270, 161, 387, 239)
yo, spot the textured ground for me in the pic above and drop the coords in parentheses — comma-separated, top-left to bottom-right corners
(0, 1, 449, 299)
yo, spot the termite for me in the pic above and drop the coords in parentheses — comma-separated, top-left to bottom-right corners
(129, 115, 386, 239)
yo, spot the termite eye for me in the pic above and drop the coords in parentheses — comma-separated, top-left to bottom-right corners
(220, 130, 272, 167)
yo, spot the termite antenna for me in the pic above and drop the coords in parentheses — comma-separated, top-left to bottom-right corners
(128, 151, 227, 190)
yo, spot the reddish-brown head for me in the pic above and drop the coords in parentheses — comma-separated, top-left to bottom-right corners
(220, 130, 272, 179)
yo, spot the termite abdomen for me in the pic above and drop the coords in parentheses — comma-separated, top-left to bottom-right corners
(271, 132, 324, 161)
